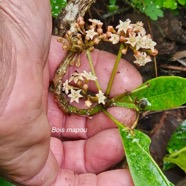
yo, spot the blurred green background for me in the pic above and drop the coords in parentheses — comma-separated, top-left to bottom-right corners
(0, 178, 15, 186)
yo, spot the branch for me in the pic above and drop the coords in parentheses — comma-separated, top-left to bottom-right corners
(53, 0, 95, 36)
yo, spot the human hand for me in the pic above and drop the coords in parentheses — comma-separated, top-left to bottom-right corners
(0, 1, 142, 186)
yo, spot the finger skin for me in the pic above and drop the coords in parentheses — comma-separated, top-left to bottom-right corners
(48, 36, 143, 139)
(51, 138, 134, 186)
(51, 129, 124, 174)
(0, 1, 58, 186)
(52, 169, 134, 186)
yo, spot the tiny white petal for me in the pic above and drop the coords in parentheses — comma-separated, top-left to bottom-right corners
(82, 70, 97, 81)
(68, 89, 83, 103)
(86, 28, 98, 40)
(125, 33, 138, 47)
(134, 52, 151, 66)
(62, 80, 72, 94)
(116, 19, 132, 34)
(109, 34, 120, 44)
(96, 90, 106, 105)
(89, 19, 103, 26)
(69, 72, 84, 84)
(132, 22, 146, 36)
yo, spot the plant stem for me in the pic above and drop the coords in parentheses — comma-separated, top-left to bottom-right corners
(154, 56, 158, 77)
(86, 49, 101, 90)
(131, 113, 139, 129)
(131, 82, 150, 93)
(105, 43, 124, 96)
(54, 0, 95, 36)
(103, 109, 125, 129)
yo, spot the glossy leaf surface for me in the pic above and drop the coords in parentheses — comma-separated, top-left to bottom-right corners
(116, 76, 186, 111)
(119, 126, 174, 186)
(163, 120, 186, 171)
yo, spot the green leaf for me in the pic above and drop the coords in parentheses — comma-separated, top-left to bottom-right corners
(163, 120, 186, 171)
(108, 0, 118, 12)
(163, 161, 176, 171)
(163, 0, 178, 9)
(154, 0, 164, 8)
(115, 76, 186, 111)
(177, 0, 186, 5)
(109, 0, 117, 5)
(130, 0, 145, 12)
(119, 126, 174, 186)
(108, 5, 119, 12)
(144, 3, 164, 20)
(0, 178, 15, 186)
(116, 76, 186, 111)
(50, 0, 67, 18)
(163, 147, 186, 172)
(167, 120, 186, 154)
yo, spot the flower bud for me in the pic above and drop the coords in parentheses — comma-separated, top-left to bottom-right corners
(107, 25, 115, 32)
(97, 28, 103, 34)
(106, 31, 112, 38)
(83, 84, 89, 90)
(122, 48, 127, 55)
(150, 49, 158, 56)
(93, 38, 100, 45)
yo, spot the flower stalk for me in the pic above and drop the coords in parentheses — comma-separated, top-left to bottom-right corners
(86, 49, 101, 90)
(105, 43, 124, 96)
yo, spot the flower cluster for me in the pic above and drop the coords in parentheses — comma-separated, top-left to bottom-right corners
(58, 17, 158, 66)
(62, 70, 106, 107)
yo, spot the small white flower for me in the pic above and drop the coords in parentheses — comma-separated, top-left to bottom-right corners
(82, 71, 97, 81)
(86, 28, 98, 40)
(144, 37, 157, 52)
(89, 19, 103, 26)
(116, 19, 132, 34)
(136, 34, 145, 50)
(125, 33, 138, 47)
(96, 90, 106, 105)
(109, 33, 120, 44)
(69, 71, 84, 84)
(134, 52, 151, 66)
(62, 80, 72, 94)
(136, 36, 156, 51)
(68, 89, 83, 103)
(132, 21, 146, 36)
(135, 34, 146, 50)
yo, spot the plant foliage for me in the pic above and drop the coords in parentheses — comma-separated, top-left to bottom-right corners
(50, 0, 67, 18)
(119, 127, 174, 186)
(163, 120, 186, 172)
(0, 178, 15, 186)
(116, 76, 186, 111)
(108, 0, 119, 12)
(108, 0, 186, 20)
(131, 0, 186, 20)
